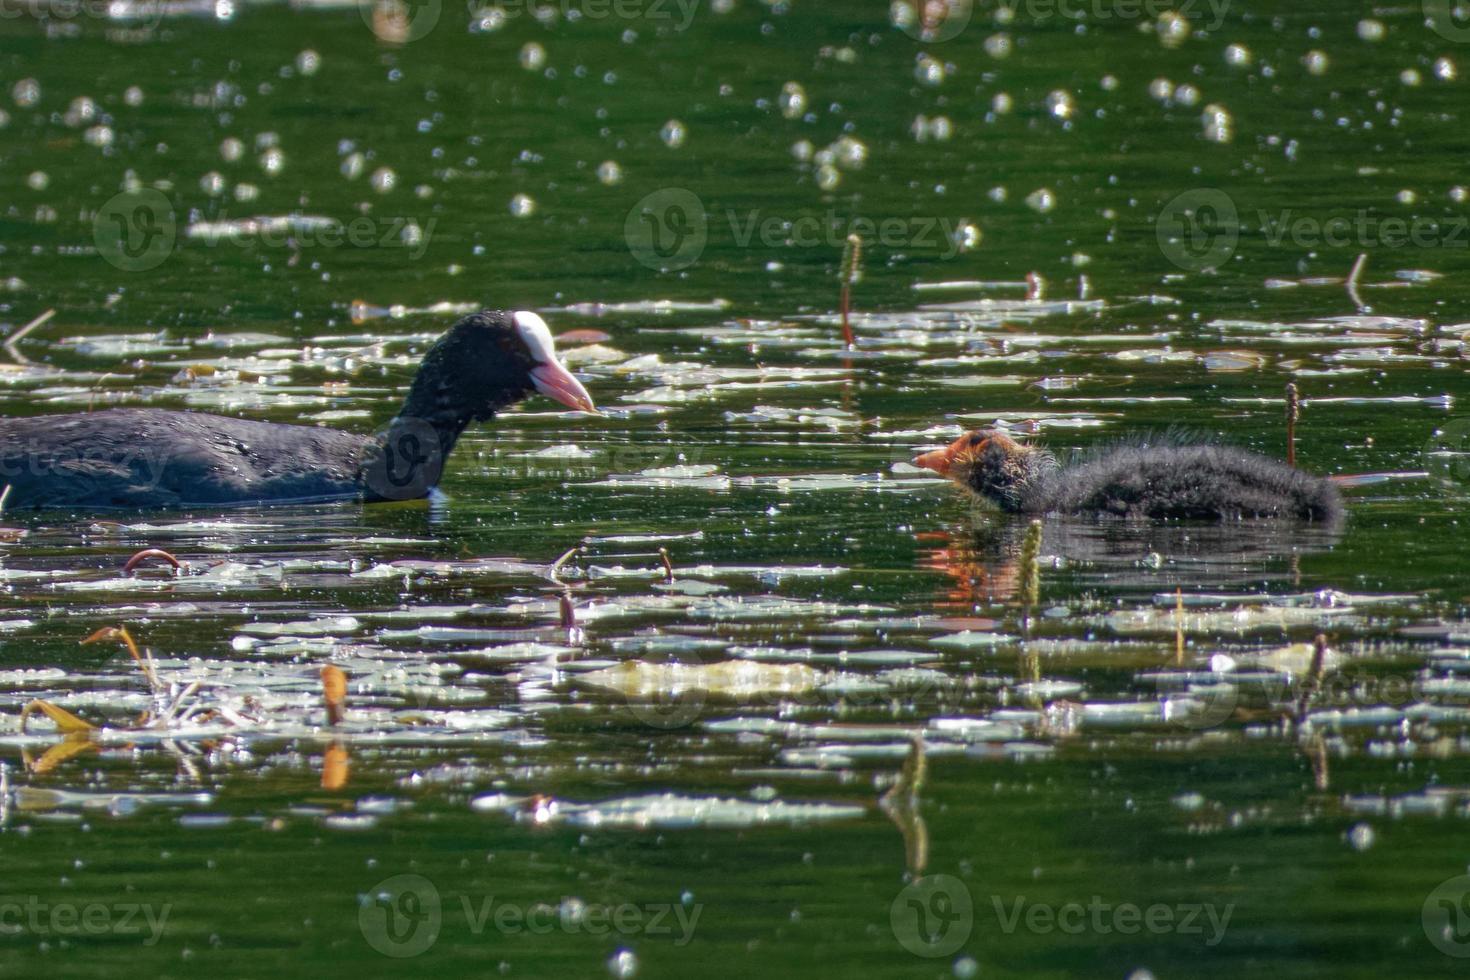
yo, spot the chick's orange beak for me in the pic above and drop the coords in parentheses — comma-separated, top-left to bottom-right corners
(912, 444, 959, 476)
(914, 432, 990, 477)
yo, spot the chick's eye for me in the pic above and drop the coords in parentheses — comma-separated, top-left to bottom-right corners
(968, 434, 985, 447)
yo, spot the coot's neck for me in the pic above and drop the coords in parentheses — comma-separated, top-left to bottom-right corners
(355, 374, 517, 502)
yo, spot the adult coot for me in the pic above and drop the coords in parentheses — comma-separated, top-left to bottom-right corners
(913, 429, 1343, 522)
(0, 310, 596, 509)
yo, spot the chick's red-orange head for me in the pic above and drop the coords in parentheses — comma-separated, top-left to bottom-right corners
(912, 429, 1021, 479)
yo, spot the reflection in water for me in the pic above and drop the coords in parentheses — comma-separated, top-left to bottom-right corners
(919, 512, 1345, 606)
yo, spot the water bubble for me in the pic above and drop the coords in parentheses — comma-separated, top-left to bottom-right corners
(1356, 19, 1385, 42)
(64, 96, 96, 127)
(596, 160, 623, 185)
(988, 186, 1007, 202)
(220, 137, 245, 162)
(123, 85, 144, 107)
(1397, 189, 1417, 205)
(1401, 68, 1423, 86)
(1202, 104, 1233, 143)
(255, 131, 280, 149)
(200, 171, 227, 196)
(370, 167, 396, 193)
(12, 79, 40, 108)
(833, 135, 868, 169)
(915, 54, 946, 86)
(84, 125, 114, 148)
(415, 184, 433, 199)
(953, 222, 981, 251)
(1025, 188, 1056, 213)
(990, 92, 1012, 114)
(520, 42, 547, 71)
(1347, 823, 1374, 851)
(779, 81, 807, 120)
(816, 163, 841, 191)
(984, 33, 1011, 58)
(607, 949, 637, 979)
(259, 147, 286, 176)
(234, 182, 259, 202)
(1174, 84, 1200, 107)
(401, 220, 424, 249)
(26, 171, 48, 191)
(791, 139, 814, 161)
(1157, 11, 1190, 48)
(954, 957, 979, 979)
(1451, 186, 1468, 204)
(509, 193, 536, 217)
(341, 152, 366, 180)
(1225, 44, 1252, 67)
(1148, 77, 1174, 101)
(1304, 50, 1329, 75)
(296, 50, 321, 76)
(1100, 75, 1119, 91)
(471, 7, 505, 31)
(1435, 57, 1457, 81)
(660, 119, 687, 148)
(1046, 90, 1075, 120)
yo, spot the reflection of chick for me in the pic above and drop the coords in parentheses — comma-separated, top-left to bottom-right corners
(915, 528, 1019, 607)
(915, 429, 1343, 521)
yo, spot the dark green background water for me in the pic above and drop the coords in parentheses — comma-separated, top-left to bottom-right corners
(2, 1, 1470, 977)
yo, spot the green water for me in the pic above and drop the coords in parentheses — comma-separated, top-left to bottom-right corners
(2, 1, 1470, 977)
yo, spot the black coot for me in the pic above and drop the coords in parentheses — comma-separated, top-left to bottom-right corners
(0, 310, 596, 509)
(913, 429, 1343, 522)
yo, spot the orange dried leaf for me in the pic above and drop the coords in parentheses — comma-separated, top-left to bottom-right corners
(322, 742, 350, 790)
(21, 699, 97, 736)
(321, 665, 347, 726)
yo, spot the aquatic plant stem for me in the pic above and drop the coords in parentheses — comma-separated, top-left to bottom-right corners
(1286, 382, 1300, 468)
(838, 234, 862, 349)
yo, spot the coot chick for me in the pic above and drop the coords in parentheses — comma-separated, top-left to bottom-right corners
(913, 429, 1343, 522)
(0, 310, 596, 509)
